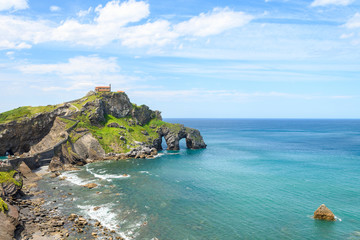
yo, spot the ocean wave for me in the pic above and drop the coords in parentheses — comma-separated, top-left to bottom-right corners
(60, 171, 94, 186)
(78, 204, 129, 240)
(86, 165, 130, 180)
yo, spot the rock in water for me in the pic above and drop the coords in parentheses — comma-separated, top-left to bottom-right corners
(313, 204, 335, 221)
(83, 183, 98, 189)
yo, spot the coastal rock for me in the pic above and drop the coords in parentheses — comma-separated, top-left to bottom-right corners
(17, 162, 40, 182)
(313, 204, 335, 221)
(154, 125, 206, 150)
(0, 104, 76, 155)
(0, 202, 20, 240)
(83, 183, 98, 189)
(73, 133, 105, 160)
(0, 171, 22, 198)
(49, 142, 86, 171)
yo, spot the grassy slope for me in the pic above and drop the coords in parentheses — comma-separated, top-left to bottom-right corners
(0, 105, 59, 124)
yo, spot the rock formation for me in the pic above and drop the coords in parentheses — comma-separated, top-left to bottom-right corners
(0, 91, 206, 170)
(0, 169, 23, 240)
(0, 104, 75, 156)
(154, 125, 206, 150)
(313, 204, 335, 221)
(0, 202, 19, 240)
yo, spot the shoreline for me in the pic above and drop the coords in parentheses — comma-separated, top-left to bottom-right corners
(14, 163, 128, 240)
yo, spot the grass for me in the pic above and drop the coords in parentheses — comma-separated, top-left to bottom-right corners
(0, 170, 22, 187)
(0, 105, 59, 124)
(72, 114, 167, 153)
(71, 94, 98, 111)
(0, 197, 8, 212)
(58, 117, 78, 130)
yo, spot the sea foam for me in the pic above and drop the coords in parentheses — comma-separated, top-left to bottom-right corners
(78, 204, 130, 240)
(86, 165, 130, 181)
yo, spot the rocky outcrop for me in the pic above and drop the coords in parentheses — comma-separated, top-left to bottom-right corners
(313, 204, 335, 221)
(0, 104, 76, 156)
(73, 133, 105, 160)
(1, 91, 206, 167)
(0, 202, 19, 240)
(0, 171, 23, 198)
(83, 93, 133, 125)
(49, 142, 86, 172)
(17, 162, 40, 182)
(29, 117, 68, 154)
(83, 92, 161, 126)
(49, 133, 104, 171)
(154, 125, 206, 150)
(132, 104, 162, 126)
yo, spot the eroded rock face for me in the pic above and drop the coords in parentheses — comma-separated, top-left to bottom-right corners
(154, 125, 206, 151)
(0, 203, 19, 240)
(0, 171, 22, 198)
(314, 204, 335, 221)
(132, 105, 162, 126)
(49, 142, 86, 172)
(0, 104, 76, 156)
(84, 93, 133, 125)
(73, 133, 105, 160)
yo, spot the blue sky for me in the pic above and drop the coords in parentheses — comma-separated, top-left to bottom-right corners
(0, 0, 359, 118)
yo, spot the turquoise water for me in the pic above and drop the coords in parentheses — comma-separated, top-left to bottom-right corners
(39, 119, 360, 239)
(0, 156, 8, 160)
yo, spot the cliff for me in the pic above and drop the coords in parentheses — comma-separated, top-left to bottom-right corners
(0, 91, 206, 168)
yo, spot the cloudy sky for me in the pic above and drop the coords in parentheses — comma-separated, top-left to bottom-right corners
(0, 0, 359, 118)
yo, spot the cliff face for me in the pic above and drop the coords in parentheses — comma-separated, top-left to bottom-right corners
(0, 91, 206, 163)
(0, 104, 75, 156)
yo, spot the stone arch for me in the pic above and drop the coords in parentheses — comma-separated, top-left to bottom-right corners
(154, 126, 206, 151)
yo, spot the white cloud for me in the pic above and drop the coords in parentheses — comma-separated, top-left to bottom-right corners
(0, 0, 28, 11)
(17, 56, 134, 91)
(0, 0, 253, 50)
(174, 7, 253, 37)
(344, 13, 360, 29)
(0, 40, 31, 50)
(94, 0, 149, 26)
(50, 6, 61, 12)
(77, 7, 93, 17)
(121, 20, 179, 47)
(18, 56, 120, 75)
(0, 15, 52, 49)
(311, 0, 354, 7)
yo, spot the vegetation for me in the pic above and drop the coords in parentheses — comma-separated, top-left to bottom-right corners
(70, 94, 98, 110)
(0, 91, 184, 154)
(58, 117, 78, 129)
(0, 197, 8, 212)
(0, 170, 21, 187)
(73, 114, 161, 153)
(0, 105, 58, 124)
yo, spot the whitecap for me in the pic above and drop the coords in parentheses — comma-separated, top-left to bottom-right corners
(86, 165, 130, 181)
(78, 204, 129, 240)
(60, 171, 94, 186)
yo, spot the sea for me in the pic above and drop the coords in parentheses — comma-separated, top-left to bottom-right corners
(38, 119, 360, 240)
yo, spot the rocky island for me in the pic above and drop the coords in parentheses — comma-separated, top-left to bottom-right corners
(0, 91, 206, 239)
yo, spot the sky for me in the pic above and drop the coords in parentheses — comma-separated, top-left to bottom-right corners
(0, 0, 359, 118)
